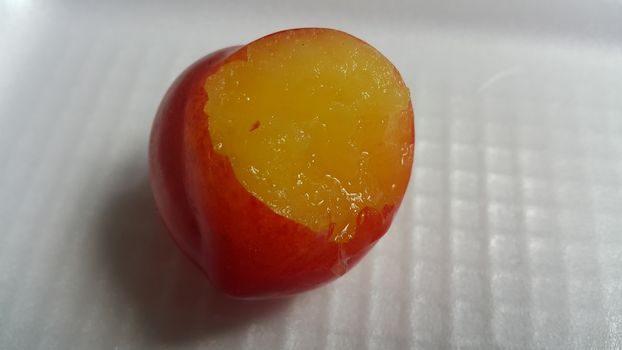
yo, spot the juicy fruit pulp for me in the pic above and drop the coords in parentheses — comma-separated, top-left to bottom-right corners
(204, 29, 412, 241)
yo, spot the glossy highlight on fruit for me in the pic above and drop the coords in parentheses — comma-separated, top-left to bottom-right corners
(150, 28, 414, 298)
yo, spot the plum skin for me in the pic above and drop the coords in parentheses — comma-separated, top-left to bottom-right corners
(149, 29, 414, 298)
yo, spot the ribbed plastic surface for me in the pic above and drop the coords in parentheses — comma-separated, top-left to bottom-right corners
(1, 1, 621, 349)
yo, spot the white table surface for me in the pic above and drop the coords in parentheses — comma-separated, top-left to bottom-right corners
(1, 1, 621, 349)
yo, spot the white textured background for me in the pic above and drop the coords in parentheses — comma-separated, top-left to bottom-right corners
(1, 1, 622, 349)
